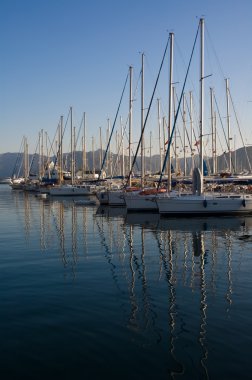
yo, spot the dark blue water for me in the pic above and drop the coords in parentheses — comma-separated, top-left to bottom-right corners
(0, 185, 252, 379)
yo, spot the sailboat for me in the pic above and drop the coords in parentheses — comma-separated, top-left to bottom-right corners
(156, 18, 252, 216)
(124, 40, 171, 212)
(47, 107, 98, 197)
(95, 69, 132, 207)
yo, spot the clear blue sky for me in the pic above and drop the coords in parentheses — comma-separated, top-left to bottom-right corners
(1, 0, 252, 156)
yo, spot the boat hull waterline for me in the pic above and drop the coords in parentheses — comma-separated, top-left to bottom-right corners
(156, 193, 252, 216)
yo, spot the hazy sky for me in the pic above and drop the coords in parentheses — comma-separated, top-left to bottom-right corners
(1, 0, 252, 156)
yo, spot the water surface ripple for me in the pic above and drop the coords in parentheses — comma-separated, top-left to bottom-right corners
(0, 185, 252, 379)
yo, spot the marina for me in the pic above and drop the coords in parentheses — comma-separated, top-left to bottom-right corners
(2, 3, 252, 379)
(0, 184, 252, 379)
(5, 17, 252, 218)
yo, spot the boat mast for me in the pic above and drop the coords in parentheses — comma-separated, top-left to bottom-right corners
(24, 136, 29, 181)
(41, 129, 44, 178)
(210, 87, 216, 175)
(107, 118, 112, 178)
(59, 116, 63, 184)
(120, 116, 125, 178)
(157, 98, 162, 173)
(199, 18, 204, 194)
(38, 130, 41, 179)
(99, 127, 102, 170)
(173, 87, 177, 174)
(189, 91, 194, 174)
(149, 131, 152, 173)
(162, 116, 167, 168)
(92, 136, 95, 177)
(70, 106, 74, 185)
(82, 112, 86, 179)
(168, 32, 174, 192)
(129, 66, 133, 187)
(73, 126, 76, 182)
(183, 93, 186, 177)
(141, 53, 145, 188)
(214, 111, 217, 173)
(225, 78, 232, 173)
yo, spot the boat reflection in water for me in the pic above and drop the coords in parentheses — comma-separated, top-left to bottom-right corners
(122, 212, 252, 379)
(20, 193, 99, 274)
(11, 192, 252, 379)
(96, 205, 127, 218)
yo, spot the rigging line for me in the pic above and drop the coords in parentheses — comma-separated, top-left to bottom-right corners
(228, 89, 252, 172)
(210, 92, 228, 164)
(110, 128, 126, 178)
(144, 49, 168, 105)
(54, 108, 71, 168)
(74, 118, 83, 153)
(59, 107, 73, 161)
(162, 117, 177, 158)
(174, 35, 198, 99)
(50, 117, 64, 156)
(184, 93, 200, 155)
(205, 24, 226, 80)
(124, 69, 142, 174)
(110, 69, 142, 178)
(182, 91, 210, 169)
(183, 97, 194, 154)
(74, 113, 85, 152)
(98, 71, 129, 180)
(111, 71, 143, 177)
(157, 21, 200, 190)
(175, 91, 194, 155)
(45, 133, 56, 158)
(46, 133, 57, 159)
(189, 91, 201, 141)
(12, 136, 25, 178)
(29, 137, 40, 175)
(213, 93, 235, 172)
(157, 97, 169, 125)
(216, 129, 229, 170)
(111, 129, 142, 178)
(49, 120, 61, 168)
(125, 35, 170, 189)
(124, 68, 142, 145)
(171, 95, 184, 149)
(18, 137, 28, 178)
(62, 107, 71, 141)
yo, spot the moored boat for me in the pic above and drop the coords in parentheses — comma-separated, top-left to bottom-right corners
(0, 177, 12, 184)
(48, 183, 97, 196)
(155, 18, 252, 217)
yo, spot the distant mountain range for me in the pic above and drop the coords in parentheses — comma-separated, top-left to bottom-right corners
(1, 146, 252, 179)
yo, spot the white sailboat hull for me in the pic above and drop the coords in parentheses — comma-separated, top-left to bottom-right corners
(96, 190, 109, 205)
(108, 190, 125, 206)
(49, 184, 96, 196)
(156, 193, 252, 215)
(96, 190, 125, 206)
(124, 192, 158, 212)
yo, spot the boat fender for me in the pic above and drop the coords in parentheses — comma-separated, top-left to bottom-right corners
(242, 199, 246, 207)
(203, 199, 207, 208)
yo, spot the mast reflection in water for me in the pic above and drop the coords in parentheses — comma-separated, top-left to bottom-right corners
(0, 186, 252, 379)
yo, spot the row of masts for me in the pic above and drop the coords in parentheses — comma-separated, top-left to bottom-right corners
(16, 85, 244, 185)
(17, 89, 245, 185)
(14, 19, 251, 184)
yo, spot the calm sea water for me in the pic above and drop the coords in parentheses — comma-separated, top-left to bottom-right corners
(0, 184, 252, 379)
